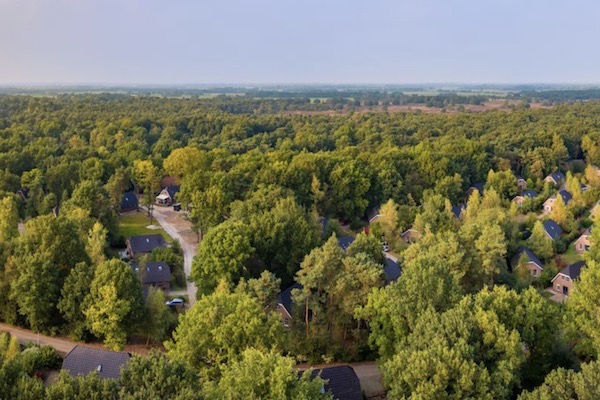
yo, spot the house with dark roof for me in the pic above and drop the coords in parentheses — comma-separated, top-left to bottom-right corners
(543, 190, 572, 213)
(512, 190, 537, 208)
(132, 261, 171, 291)
(451, 204, 465, 219)
(126, 234, 168, 258)
(466, 182, 485, 198)
(517, 176, 527, 191)
(155, 185, 180, 206)
(16, 187, 29, 200)
(574, 228, 592, 254)
(276, 282, 302, 327)
(367, 208, 381, 224)
(510, 246, 543, 278)
(542, 219, 563, 240)
(384, 257, 401, 283)
(62, 345, 130, 380)
(544, 171, 566, 186)
(552, 260, 585, 296)
(337, 236, 355, 251)
(307, 366, 363, 400)
(120, 191, 139, 213)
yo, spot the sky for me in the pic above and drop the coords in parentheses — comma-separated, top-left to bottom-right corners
(1, 0, 600, 85)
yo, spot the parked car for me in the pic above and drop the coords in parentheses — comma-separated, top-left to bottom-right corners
(382, 241, 390, 252)
(166, 298, 184, 307)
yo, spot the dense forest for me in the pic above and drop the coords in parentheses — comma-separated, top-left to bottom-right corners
(3, 94, 600, 398)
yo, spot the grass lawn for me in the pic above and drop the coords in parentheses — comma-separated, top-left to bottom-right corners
(119, 211, 170, 241)
(560, 243, 583, 265)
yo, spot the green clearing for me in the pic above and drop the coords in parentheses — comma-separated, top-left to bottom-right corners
(119, 211, 170, 241)
(560, 242, 583, 265)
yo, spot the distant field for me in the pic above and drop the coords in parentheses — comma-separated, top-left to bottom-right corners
(119, 211, 169, 241)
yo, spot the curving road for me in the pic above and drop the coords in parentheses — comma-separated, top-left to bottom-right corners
(145, 206, 198, 305)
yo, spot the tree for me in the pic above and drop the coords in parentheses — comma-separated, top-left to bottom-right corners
(45, 370, 119, 400)
(0, 196, 18, 243)
(85, 222, 107, 266)
(329, 159, 372, 221)
(518, 361, 600, 400)
(377, 199, 400, 241)
(118, 351, 202, 400)
(140, 287, 176, 345)
(191, 220, 254, 296)
(485, 169, 518, 199)
(204, 348, 331, 400)
(188, 186, 228, 240)
(165, 290, 283, 379)
(529, 221, 554, 261)
(475, 224, 508, 287)
(132, 160, 160, 223)
(550, 194, 572, 230)
(84, 259, 144, 350)
(551, 133, 569, 169)
(413, 193, 455, 235)
(347, 232, 385, 265)
(58, 262, 94, 340)
(237, 271, 282, 309)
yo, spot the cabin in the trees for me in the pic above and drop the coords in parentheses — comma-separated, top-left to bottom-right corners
(155, 185, 179, 206)
(132, 261, 171, 291)
(466, 182, 485, 198)
(574, 228, 592, 254)
(512, 190, 537, 208)
(552, 260, 585, 297)
(384, 257, 402, 282)
(543, 190, 572, 213)
(367, 208, 381, 224)
(62, 345, 130, 380)
(542, 219, 563, 241)
(517, 176, 527, 191)
(401, 228, 421, 244)
(126, 234, 168, 258)
(544, 171, 566, 187)
(337, 236, 355, 251)
(510, 246, 543, 278)
(306, 366, 363, 400)
(451, 204, 465, 219)
(276, 282, 310, 327)
(16, 187, 29, 200)
(120, 191, 138, 213)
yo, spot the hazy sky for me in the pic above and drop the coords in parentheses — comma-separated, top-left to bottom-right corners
(1, 0, 599, 84)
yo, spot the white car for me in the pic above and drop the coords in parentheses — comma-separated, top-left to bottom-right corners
(165, 298, 185, 307)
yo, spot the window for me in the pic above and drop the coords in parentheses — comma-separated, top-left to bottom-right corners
(283, 318, 289, 327)
(532, 269, 537, 276)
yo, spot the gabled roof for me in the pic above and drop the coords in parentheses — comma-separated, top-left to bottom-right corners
(558, 190, 572, 204)
(164, 185, 180, 199)
(517, 175, 525, 181)
(546, 171, 565, 184)
(384, 258, 401, 282)
(553, 260, 586, 282)
(120, 191, 138, 211)
(337, 236, 355, 251)
(308, 366, 362, 400)
(543, 219, 563, 240)
(451, 204, 465, 218)
(521, 189, 537, 198)
(367, 208, 380, 223)
(62, 345, 130, 379)
(469, 182, 485, 193)
(510, 246, 543, 271)
(132, 261, 171, 284)
(278, 282, 302, 316)
(127, 234, 168, 254)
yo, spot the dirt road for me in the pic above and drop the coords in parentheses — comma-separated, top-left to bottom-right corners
(0, 323, 76, 356)
(147, 206, 199, 305)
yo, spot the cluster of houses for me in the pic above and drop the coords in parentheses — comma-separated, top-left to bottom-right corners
(125, 233, 172, 293)
(60, 346, 363, 399)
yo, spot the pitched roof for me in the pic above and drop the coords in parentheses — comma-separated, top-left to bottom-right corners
(367, 208, 380, 223)
(62, 345, 130, 379)
(510, 246, 543, 271)
(521, 189, 537, 198)
(384, 258, 401, 282)
(543, 219, 563, 240)
(337, 236, 355, 251)
(132, 261, 171, 284)
(165, 185, 180, 199)
(127, 234, 168, 254)
(451, 204, 465, 218)
(308, 366, 362, 400)
(547, 171, 565, 184)
(558, 190, 572, 204)
(278, 282, 302, 316)
(469, 182, 485, 193)
(557, 260, 586, 281)
(120, 191, 138, 211)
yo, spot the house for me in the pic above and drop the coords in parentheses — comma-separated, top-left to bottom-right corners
(451, 204, 465, 219)
(367, 208, 381, 224)
(132, 261, 171, 291)
(62, 345, 130, 380)
(120, 191, 138, 213)
(384, 257, 401, 283)
(542, 190, 572, 213)
(16, 187, 29, 200)
(466, 182, 485, 198)
(155, 185, 179, 206)
(401, 228, 421, 244)
(510, 246, 543, 278)
(277, 282, 302, 327)
(126, 234, 168, 258)
(552, 260, 585, 296)
(337, 236, 355, 251)
(512, 190, 537, 207)
(542, 219, 563, 240)
(307, 366, 363, 400)
(517, 176, 527, 191)
(544, 171, 566, 186)
(574, 228, 592, 254)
